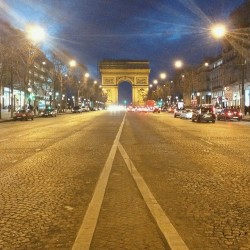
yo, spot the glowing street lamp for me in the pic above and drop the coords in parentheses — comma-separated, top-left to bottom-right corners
(26, 24, 46, 43)
(210, 22, 246, 113)
(174, 60, 183, 69)
(211, 24, 227, 39)
(160, 72, 167, 80)
(69, 60, 77, 67)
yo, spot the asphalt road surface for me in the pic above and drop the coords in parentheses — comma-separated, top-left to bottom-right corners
(0, 111, 249, 250)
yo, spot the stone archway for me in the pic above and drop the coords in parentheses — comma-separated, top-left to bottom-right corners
(99, 60, 150, 106)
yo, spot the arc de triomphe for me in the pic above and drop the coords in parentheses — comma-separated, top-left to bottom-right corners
(99, 60, 150, 106)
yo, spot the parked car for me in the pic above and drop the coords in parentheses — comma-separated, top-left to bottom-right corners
(153, 106, 161, 113)
(82, 106, 90, 112)
(217, 108, 242, 121)
(192, 107, 216, 123)
(40, 107, 57, 117)
(72, 106, 83, 113)
(180, 109, 193, 119)
(174, 108, 183, 118)
(13, 109, 34, 121)
(167, 106, 175, 113)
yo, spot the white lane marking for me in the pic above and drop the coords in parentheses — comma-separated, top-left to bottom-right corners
(118, 142, 189, 250)
(0, 139, 8, 142)
(200, 139, 213, 145)
(72, 114, 126, 250)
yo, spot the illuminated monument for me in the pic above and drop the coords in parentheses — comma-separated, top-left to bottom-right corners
(99, 60, 150, 106)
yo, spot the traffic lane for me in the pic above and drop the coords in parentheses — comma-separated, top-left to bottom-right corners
(0, 112, 96, 140)
(91, 149, 169, 250)
(120, 112, 250, 249)
(0, 111, 124, 249)
(0, 112, 107, 172)
(165, 113, 250, 167)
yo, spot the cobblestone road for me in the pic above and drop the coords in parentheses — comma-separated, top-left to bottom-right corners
(0, 111, 249, 249)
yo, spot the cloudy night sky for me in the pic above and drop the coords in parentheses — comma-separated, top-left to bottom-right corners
(0, 0, 246, 82)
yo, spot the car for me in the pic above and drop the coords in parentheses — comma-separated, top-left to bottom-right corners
(180, 109, 193, 119)
(217, 108, 242, 121)
(192, 107, 216, 123)
(13, 109, 34, 121)
(167, 106, 175, 113)
(72, 106, 83, 113)
(82, 106, 90, 112)
(40, 107, 57, 117)
(153, 106, 161, 113)
(174, 108, 183, 118)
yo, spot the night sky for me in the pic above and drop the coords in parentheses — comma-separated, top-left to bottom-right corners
(1, 0, 245, 82)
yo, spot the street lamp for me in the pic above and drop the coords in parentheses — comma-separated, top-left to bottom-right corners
(174, 60, 183, 69)
(69, 60, 77, 67)
(25, 24, 46, 111)
(210, 23, 246, 114)
(160, 73, 167, 80)
(26, 24, 46, 43)
(211, 24, 227, 39)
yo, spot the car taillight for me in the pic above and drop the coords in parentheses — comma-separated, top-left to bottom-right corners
(239, 112, 242, 116)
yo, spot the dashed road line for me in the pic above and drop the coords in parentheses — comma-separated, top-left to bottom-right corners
(200, 139, 213, 145)
(0, 139, 8, 142)
(118, 142, 189, 250)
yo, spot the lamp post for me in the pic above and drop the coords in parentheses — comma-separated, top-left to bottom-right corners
(49, 91, 52, 107)
(25, 24, 46, 112)
(211, 23, 246, 114)
(28, 85, 32, 108)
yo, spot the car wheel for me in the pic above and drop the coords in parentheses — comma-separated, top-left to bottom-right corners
(197, 117, 200, 123)
(212, 120, 215, 123)
(217, 116, 220, 121)
(31, 117, 34, 120)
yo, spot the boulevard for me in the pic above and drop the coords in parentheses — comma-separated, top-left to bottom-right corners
(0, 110, 249, 249)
